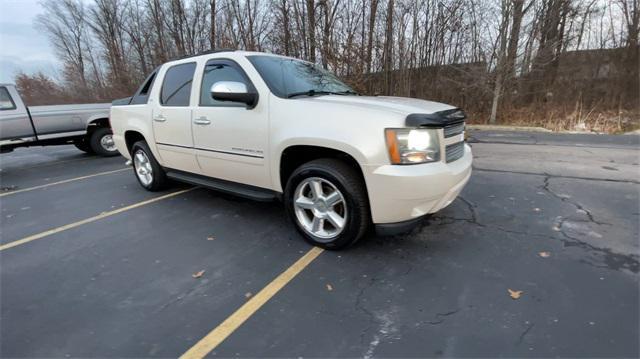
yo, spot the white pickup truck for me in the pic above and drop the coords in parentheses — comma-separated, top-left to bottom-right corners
(0, 84, 117, 156)
(110, 50, 472, 249)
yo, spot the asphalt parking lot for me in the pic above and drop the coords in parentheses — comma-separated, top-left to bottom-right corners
(1, 130, 638, 358)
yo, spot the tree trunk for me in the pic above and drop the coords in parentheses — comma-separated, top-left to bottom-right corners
(365, 0, 379, 93)
(383, 0, 394, 95)
(281, 0, 291, 56)
(321, 1, 330, 69)
(505, 0, 526, 79)
(210, 0, 216, 49)
(489, 0, 511, 124)
(306, 0, 316, 62)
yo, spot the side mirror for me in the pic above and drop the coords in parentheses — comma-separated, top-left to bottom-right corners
(210, 81, 258, 108)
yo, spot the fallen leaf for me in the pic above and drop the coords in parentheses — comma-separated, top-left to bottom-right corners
(245, 292, 252, 298)
(207, 236, 215, 241)
(539, 251, 551, 258)
(326, 284, 333, 291)
(192, 270, 205, 278)
(508, 289, 523, 299)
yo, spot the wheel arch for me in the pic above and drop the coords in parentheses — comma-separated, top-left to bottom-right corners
(124, 130, 148, 155)
(86, 116, 110, 135)
(277, 144, 368, 194)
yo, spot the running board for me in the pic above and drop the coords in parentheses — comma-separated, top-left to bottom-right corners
(165, 170, 279, 202)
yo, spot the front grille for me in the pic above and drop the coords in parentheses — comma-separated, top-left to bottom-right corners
(443, 121, 465, 138)
(446, 141, 465, 163)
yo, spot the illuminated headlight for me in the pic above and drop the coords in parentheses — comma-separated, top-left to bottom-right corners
(385, 128, 440, 164)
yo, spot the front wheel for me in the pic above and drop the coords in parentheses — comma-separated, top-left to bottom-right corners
(284, 159, 370, 250)
(131, 141, 169, 191)
(74, 138, 95, 154)
(89, 127, 119, 157)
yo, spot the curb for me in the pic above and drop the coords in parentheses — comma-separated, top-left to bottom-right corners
(467, 124, 552, 133)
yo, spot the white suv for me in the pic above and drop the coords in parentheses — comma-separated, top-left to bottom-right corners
(110, 50, 472, 249)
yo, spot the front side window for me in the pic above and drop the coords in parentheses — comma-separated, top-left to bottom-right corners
(0, 87, 16, 110)
(161, 62, 196, 106)
(200, 60, 251, 107)
(247, 55, 356, 98)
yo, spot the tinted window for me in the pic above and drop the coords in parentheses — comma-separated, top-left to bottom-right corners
(247, 55, 354, 98)
(161, 63, 196, 106)
(200, 60, 251, 107)
(0, 87, 16, 110)
(130, 70, 157, 105)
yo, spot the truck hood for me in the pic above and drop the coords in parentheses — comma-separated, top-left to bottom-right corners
(303, 95, 456, 116)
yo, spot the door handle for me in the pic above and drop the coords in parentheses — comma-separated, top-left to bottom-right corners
(153, 115, 166, 122)
(193, 117, 211, 125)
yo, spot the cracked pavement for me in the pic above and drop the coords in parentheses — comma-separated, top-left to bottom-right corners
(215, 131, 639, 357)
(1, 130, 639, 357)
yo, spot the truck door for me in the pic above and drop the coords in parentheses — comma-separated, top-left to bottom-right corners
(151, 62, 200, 173)
(0, 85, 36, 143)
(191, 59, 270, 189)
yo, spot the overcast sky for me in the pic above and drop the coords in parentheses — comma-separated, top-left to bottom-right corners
(0, 0, 59, 83)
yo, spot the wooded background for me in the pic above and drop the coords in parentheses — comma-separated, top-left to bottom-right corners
(15, 0, 640, 132)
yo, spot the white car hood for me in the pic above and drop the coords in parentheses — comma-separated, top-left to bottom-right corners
(304, 95, 457, 116)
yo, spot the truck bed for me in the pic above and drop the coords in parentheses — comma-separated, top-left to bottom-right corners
(28, 103, 111, 137)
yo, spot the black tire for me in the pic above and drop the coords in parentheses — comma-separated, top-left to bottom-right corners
(284, 158, 370, 250)
(131, 141, 169, 191)
(89, 127, 119, 157)
(74, 138, 95, 154)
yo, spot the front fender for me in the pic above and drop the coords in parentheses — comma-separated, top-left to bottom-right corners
(85, 113, 111, 129)
(271, 138, 369, 192)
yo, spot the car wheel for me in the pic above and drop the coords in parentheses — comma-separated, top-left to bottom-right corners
(131, 141, 169, 191)
(89, 127, 120, 157)
(285, 158, 370, 250)
(74, 138, 95, 154)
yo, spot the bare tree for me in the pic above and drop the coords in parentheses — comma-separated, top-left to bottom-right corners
(210, 0, 217, 49)
(36, 0, 90, 90)
(306, 0, 317, 62)
(382, 0, 394, 95)
(29, 0, 639, 132)
(490, 0, 512, 124)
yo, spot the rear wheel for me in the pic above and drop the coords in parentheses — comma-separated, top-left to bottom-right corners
(89, 127, 119, 157)
(131, 141, 168, 191)
(284, 158, 370, 249)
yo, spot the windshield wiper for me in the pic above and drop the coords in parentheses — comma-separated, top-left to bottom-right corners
(335, 90, 359, 96)
(287, 90, 331, 98)
(286, 90, 359, 98)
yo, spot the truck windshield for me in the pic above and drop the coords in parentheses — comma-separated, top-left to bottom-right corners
(247, 55, 356, 99)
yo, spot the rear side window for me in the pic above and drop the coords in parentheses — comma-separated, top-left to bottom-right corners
(0, 87, 16, 110)
(130, 70, 157, 105)
(160, 62, 196, 106)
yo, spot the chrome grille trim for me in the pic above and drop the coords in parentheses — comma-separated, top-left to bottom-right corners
(445, 141, 465, 163)
(443, 121, 465, 138)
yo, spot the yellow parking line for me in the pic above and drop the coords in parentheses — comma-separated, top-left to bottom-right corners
(0, 188, 195, 251)
(0, 168, 130, 197)
(180, 246, 324, 359)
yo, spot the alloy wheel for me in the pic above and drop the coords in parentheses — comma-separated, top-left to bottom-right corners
(133, 149, 153, 186)
(293, 177, 347, 241)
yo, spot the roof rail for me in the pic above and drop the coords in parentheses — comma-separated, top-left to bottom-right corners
(175, 48, 237, 61)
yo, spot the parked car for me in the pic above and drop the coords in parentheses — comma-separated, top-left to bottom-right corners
(110, 50, 472, 249)
(0, 84, 117, 156)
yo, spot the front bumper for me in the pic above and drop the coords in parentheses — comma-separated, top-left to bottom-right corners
(374, 215, 428, 236)
(363, 144, 472, 225)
